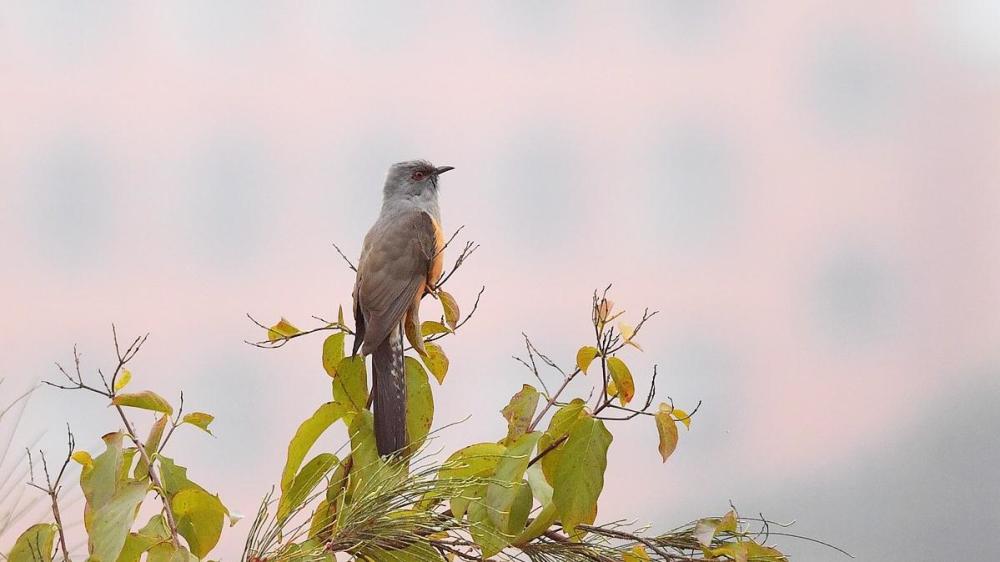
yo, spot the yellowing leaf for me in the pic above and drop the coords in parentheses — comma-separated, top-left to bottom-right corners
(420, 320, 451, 337)
(267, 317, 300, 341)
(321, 332, 346, 377)
(654, 403, 679, 463)
(182, 412, 215, 435)
(337, 305, 345, 327)
(617, 322, 643, 351)
(538, 399, 587, 484)
(576, 346, 599, 374)
(114, 369, 132, 392)
(671, 408, 692, 429)
(501, 384, 540, 445)
(332, 355, 368, 413)
(552, 416, 612, 538)
(173, 488, 228, 558)
(112, 391, 173, 415)
(606, 357, 635, 405)
(439, 290, 461, 329)
(421, 342, 449, 384)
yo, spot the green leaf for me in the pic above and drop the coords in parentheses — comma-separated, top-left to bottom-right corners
(501, 384, 539, 445)
(112, 391, 174, 415)
(278, 454, 338, 524)
(267, 317, 300, 341)
(467, 485, 507, 558)
(81, 432, 126, 516)
(404, 357, 434, 452)
(420, 342, 449, 384)
(485, 432, 540, 536)
(552, 416, 612, 537)
(346, 410, 388, 497)
(7, 524, 56, 562)
(512, 500, 557, 546)
(525, 463, 552, 507)
(321, 333, 346, 378)
(280, 402, 344, 495)
(654, 403, 679, 463)
(537, 399, 587, 483)
(173, 488, 227, 558)
(436, 442, 507, 518)
(136, 416, 168, 480)
(117, 515, 171, 562)
(420, 320, 451, 337)
(606, 357, 635, 405)
(89, 480, 149, 562)
(438, 290, 461, 329)
(575, 346, 600, 374)
(332, 356, 369, 413)
(181, 412, 215, 435)
(114, 369, 132, 392)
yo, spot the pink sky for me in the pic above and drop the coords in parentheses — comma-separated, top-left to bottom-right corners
(2, 2, 999, 560)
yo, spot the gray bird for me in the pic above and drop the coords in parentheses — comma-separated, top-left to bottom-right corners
(352, 160, 453, 456)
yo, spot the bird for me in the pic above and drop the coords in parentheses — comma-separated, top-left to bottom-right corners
(351, 160, 454, 457)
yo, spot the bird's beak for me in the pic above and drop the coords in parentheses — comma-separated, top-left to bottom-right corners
(433, 165, 455, 176)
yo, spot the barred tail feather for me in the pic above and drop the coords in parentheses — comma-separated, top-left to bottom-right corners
(372, 327, 407, 457)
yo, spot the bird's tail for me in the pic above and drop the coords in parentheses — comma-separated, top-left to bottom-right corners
(372, 327, 408, 457)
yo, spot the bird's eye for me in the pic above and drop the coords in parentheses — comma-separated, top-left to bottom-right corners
(411, 170, 426, 181)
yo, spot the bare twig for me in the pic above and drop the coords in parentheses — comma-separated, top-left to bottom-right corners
(331, 242, 358, 273)
(26, 425, 74, 562)
(43, 328, 183, 549)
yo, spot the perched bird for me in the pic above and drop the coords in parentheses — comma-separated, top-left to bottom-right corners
(351, 160, 453, 457)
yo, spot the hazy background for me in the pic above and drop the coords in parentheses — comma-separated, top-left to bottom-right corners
(2, 2, 999, 560)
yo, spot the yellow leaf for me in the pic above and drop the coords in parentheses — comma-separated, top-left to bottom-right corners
(267, 318, 300, 342)
(671, 408, 691, 429)
(404, 312, 426, 357)
(337, 305, 345, 327)
(623, 545, 651, 562)
(114, 370, 132, 392)
(71, 450, 93, 469)
(439, 290, 461, 329)
(617, 322, 643, 351)
(654, 403, 679, 463)
(576, 346, 599, 374)
(606, 357, 635, 405)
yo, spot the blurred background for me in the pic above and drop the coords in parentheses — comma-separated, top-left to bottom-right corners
(2, 1, 998, 560)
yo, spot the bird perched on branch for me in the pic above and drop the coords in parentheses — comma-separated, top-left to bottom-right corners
(351, 160, 453, 457)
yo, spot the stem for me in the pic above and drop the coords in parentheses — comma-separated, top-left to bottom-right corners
(114, 405, 182, 548)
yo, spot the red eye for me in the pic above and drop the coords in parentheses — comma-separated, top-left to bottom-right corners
(412, 171, 425, 181)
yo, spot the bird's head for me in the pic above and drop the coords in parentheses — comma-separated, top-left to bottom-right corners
(383, 160, 454, 200)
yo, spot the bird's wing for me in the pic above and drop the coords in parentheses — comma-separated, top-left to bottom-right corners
(355, 210, 438, 355)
